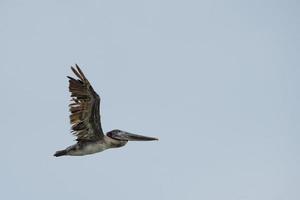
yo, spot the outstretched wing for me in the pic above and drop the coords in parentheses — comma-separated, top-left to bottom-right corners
(67, 64, 104, 141)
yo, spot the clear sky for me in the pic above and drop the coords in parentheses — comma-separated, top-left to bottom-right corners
(0, 1, 299, 199)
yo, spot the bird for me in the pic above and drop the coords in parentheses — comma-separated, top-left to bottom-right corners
(54, 65, 158, 157)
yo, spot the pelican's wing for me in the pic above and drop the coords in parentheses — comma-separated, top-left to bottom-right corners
(67, 64, 104, 141)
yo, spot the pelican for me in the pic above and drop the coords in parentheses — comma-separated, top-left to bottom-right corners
(54, 65, 158, 157)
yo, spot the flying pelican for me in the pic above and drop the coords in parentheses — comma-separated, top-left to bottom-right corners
(54, 65, 158, 157)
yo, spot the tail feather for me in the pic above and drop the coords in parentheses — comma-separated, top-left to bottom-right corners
(54, 150, 67, 157)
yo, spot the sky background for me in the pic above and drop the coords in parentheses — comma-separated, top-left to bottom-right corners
(0, 0, 299, 199)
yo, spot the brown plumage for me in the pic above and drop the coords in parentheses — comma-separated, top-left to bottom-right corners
(67, 64, 104, 141)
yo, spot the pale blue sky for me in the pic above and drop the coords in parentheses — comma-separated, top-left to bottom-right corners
(0, 1, 299, 200)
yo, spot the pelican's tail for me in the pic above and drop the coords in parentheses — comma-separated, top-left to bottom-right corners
(54, 150, 67, 157)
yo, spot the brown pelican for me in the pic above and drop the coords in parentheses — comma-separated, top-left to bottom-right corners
(54, 65, 158, 157)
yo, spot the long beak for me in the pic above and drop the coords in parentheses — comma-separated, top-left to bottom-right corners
(118, 131, 158, 141)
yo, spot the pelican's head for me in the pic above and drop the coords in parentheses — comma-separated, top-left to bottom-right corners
(106, 129, 158, 141)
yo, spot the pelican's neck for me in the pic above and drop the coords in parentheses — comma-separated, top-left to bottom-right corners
(104, 135, 127, 148)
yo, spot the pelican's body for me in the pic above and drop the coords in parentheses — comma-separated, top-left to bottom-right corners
(63, 136, 127, 156)
(54, 65, 158, 157)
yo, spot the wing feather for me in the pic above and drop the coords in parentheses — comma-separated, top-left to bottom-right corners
(68, 65, 104, 141)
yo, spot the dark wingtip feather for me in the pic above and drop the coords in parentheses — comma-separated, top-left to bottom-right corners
(75, 64, 88, 81)
(71, 66, 84, 81)
(67, 76, 76, 80)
